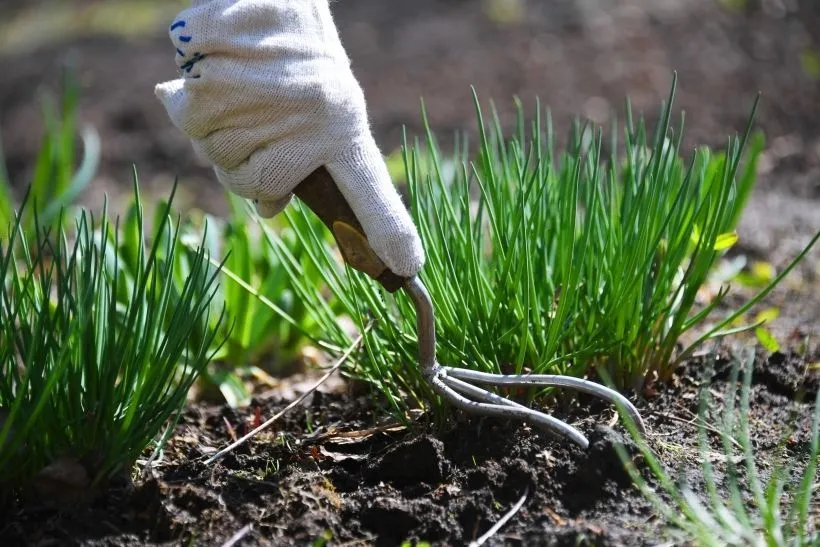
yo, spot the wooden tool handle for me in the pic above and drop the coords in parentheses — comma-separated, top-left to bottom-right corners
(293, 166, 407, 293)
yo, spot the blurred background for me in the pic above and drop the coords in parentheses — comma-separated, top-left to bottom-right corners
(1, 0, 819, 334)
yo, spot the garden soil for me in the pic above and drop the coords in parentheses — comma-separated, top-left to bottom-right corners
(2, 351, 818, 546)
(1, 0, 818, 339)
(1, 0, 819, 545)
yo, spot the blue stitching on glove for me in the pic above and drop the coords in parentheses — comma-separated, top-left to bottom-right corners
(170, 19, 201, 75)
(180, 52, 207, 73)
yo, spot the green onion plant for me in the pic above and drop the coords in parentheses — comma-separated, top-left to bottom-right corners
(615, 348, 819, 546)
(98, 182, 326, 408)
(253, 77, 818, 416)
(0, 185, 225, 500)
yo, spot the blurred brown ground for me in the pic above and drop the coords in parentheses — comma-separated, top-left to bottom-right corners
(0, 0, 818, 339)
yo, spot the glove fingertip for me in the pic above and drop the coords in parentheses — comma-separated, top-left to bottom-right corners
(154, 79, 183, 102)
(374, 228, 426, 278)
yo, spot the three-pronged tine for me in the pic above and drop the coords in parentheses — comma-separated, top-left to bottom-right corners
(404, 276, 646, 450)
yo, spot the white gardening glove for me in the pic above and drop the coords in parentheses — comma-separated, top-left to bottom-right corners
(155, 0, 424, 278)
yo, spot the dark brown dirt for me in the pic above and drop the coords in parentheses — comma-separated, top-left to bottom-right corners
(2, 350, 817, 546)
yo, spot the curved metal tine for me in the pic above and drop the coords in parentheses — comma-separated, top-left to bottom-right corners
(440, 374, 589, 448)
(444, 375, 531, 411)
(443, 368, 646, 434)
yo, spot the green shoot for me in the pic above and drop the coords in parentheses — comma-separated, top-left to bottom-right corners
(0, 66, 98, 243)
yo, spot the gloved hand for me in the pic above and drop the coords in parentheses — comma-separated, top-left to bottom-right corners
(155, 0, 424, 278)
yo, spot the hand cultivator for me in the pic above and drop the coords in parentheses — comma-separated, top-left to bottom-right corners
(293, 167, 646, 449)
